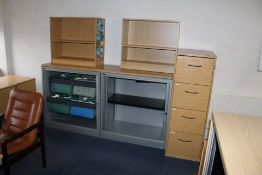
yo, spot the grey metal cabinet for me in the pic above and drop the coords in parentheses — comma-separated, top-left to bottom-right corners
(42, 66, 172, 148)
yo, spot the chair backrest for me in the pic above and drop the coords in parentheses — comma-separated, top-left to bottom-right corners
(1, 88, 43, 145)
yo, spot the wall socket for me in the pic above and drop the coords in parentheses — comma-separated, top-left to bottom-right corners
(258, 47, 262, 72)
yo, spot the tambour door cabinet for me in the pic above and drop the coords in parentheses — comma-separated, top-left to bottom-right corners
(42, 63, 172, 148)
(166, 49, 216, 161)
(0, 75, 36, 114)
(42, 64, 101, 137)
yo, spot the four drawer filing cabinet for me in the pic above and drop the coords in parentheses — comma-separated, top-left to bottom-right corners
(166, 49, 216, 161)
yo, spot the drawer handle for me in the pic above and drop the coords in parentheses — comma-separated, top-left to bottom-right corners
(188, 64, 202, 68)
(181, 116, 195, 120)
(178, 139, 192, 143)
(184, 90, 199, 94)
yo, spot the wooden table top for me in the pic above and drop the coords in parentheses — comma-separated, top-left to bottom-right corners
(213, 112, 262, 175)
(0, 75, 34, 89)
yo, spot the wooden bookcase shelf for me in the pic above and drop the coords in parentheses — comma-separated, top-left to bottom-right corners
(52, 39, 95, 44)
(52, 56, 94, 61)
(52, 42, 96, 58)
(121, 19, 180, 73)
(50, 17, 105, 68)
(122, 44, 177, 51)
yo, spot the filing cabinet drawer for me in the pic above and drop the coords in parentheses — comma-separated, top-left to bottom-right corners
(166, 131, 202, 161)
(175, 56, 215, 86)
(169, 108, 206, 135)
(172, 83, 211, 111)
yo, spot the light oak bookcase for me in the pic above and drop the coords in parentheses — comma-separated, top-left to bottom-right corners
(121, 19, 180, 73)
(50, 17, 105, 68)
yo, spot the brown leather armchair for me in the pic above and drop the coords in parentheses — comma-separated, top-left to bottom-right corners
(0, 88, 46, 175)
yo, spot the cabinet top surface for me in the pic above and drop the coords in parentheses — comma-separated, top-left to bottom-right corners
(0, 75, 34, 89)
(42, 63, 173, 80)
(178, 49, 216, 59)
(213, 112, 262, 175)
(50, 17, 105, 20)
(123, 18, 180, 23)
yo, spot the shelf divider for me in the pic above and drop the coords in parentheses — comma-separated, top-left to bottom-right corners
(52, 39, 95, 44)
(47, 97, 96, 109)
(53, 56, 96, 60)
(51, 77, 96, 88)
(108, 94, 165, 111)
(122, 44, 177, 51)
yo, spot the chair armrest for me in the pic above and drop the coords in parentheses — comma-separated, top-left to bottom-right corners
(1, 122, 40, 144)
(1, 122, 41, 157)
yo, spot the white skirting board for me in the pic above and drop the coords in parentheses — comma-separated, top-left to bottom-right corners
(204, 93, 262, 138)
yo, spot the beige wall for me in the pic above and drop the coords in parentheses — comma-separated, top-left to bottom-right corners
(2, 0, 262, 109)
(0, 0, 7, 74)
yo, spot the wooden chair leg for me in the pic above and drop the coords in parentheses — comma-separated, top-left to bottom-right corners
(2, 158, 10, 175)
(41, 140, 46, 168)
(40, 123, 46, 168)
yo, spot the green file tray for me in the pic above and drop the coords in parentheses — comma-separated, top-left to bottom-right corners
(51, 83, 73, 96)
(48, 102, 70, 115)
(73, 86, 96, 98)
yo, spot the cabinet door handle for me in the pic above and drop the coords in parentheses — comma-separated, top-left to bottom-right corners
(178, 139, 192, 143)
(180, 116, 195, 120)
(184, 90, 198, 94)
(188, 64, 202, 68)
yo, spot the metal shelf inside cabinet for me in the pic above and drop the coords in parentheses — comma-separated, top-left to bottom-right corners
(104, 119, 163, 141)
(108, 94, 165, 111)
(50, 113, 97, 129)
(51, 78, 96, 88)
(47, 97, 96, 109)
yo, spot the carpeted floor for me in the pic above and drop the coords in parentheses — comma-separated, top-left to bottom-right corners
(0, 128, 199, 175)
